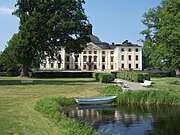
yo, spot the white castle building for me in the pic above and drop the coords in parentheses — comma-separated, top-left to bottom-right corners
(40, 24, 142, 71)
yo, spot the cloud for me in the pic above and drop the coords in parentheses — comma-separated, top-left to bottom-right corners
(0, 7, 14, 15)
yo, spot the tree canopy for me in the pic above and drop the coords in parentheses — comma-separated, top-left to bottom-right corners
(141, 0, 180, 71)
(1, 0, 90, 76)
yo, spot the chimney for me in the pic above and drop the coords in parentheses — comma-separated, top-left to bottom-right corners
(87, 23, 93, 35)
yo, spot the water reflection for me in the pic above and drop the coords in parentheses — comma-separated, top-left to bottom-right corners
(63, 105, 180, 135)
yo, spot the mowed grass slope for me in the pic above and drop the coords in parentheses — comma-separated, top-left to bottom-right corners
(0, 78, 109, 135)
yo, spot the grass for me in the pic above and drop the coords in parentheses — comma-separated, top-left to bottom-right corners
(0, 77, 109, 135)
(35, 97, 94, 135)
(116, 77, 180, 106)
(0, 76, 179, 134)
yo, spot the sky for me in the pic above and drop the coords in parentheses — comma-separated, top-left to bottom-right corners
(0, 0, 162, 52)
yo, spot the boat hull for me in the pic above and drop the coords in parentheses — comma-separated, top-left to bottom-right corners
(75, 96, 117, 105)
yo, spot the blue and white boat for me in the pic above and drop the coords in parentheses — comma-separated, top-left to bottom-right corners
(75, 96, 117, 105)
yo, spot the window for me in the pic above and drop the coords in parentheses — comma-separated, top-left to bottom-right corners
(129, 55, 131, 60)
(66, 56, 70, 62)
(75, 56, 78, 62)
(94, 65, 97, 69)
(83, 51, 86, 54)
(111, 51, 114, 54)
(75, 64, 78, 69)
(111, 65, 113, 69)
(57, 54, 61, 61)
(94, 51, 97, 54)
(66, 64, 69, 69)
(135, 48, 139, 52)
(121, 55, 124, 60)
(129, 64, 131, 69)
(128, 48, 131, 52)
(102, 65, 105, 70)
(83, 56, 87, 62)
(121, 64, 124, 69)
(121, 48, 124, 52)
(111, 56, 114, 62)
(83, 64, 86, 69)
(102, 56, 105, 62)
(94, 56, 97, 62)
(102, 51, 105, 54)
(136, 64, 139, 69)
(89, 51, 92, 54)
(89, 56, 92, 63)
(136, 55, 138, 61)
(43, 63, 46, 68)
(58, 63, 61, 68)
(51, 63, 54, 68)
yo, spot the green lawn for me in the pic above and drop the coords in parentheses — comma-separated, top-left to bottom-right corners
(0, 78, 109, 135)
(0, 77, 179, 135)
(150, 77, 180, 91)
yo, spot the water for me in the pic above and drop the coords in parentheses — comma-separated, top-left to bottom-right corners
(64, 105, 180, 135)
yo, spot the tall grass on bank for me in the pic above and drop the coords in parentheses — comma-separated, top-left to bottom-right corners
(35, 97, 94, 135)
(116, 90, 180, 106)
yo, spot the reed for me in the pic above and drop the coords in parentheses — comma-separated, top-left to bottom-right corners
(116, 90, 180, 106)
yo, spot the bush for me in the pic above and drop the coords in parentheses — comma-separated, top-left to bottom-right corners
(98, 73, 115, 83)
(147, 71, 176, 77)
(92, 72, 101, 81)
(0, 71, 20, 77)
(31, 71, 93, 78)
(117, 72, 151, 82)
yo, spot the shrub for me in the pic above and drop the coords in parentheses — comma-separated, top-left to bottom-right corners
(147, 71, 176, 77)
(92, 72, 101, 81)
(117, 72, 151, 82)
(31, 71, 93, 78)
(0, 72, 20, 77)
(99, 73, 115, 83)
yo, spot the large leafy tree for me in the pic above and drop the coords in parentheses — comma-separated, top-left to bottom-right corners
(2, 0, 90, 76)
(141, 0, 180, 72)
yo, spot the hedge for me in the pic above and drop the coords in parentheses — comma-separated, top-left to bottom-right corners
(31, 71, 93, 78)
(93, 72, 115, 83)
(0, 72, 20, 77)
(117, 72, 151, 82)
(146, 71, 176, 77)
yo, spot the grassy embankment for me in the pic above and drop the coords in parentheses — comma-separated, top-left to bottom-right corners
(115, 77, 180, 105)
(0, 77, 109, 135)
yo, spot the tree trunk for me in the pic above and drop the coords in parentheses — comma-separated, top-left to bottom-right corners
(20, 63, 30, 77)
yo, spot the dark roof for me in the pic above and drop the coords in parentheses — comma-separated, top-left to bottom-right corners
(95, 42, 116, 49)
(115, 43, 141, 47)
(89, 35, 101, 43)
(115, 40, 141, 47)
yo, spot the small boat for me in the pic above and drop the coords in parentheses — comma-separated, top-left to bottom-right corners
(75, 96, 117, 105)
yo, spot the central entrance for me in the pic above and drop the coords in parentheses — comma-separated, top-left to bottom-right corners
(87, 56, 93, 70)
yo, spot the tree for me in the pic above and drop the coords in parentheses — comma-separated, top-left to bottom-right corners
(141, 0, 180, 72)
(5, 0, 90, 76)
(0, 34, 21, 72)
